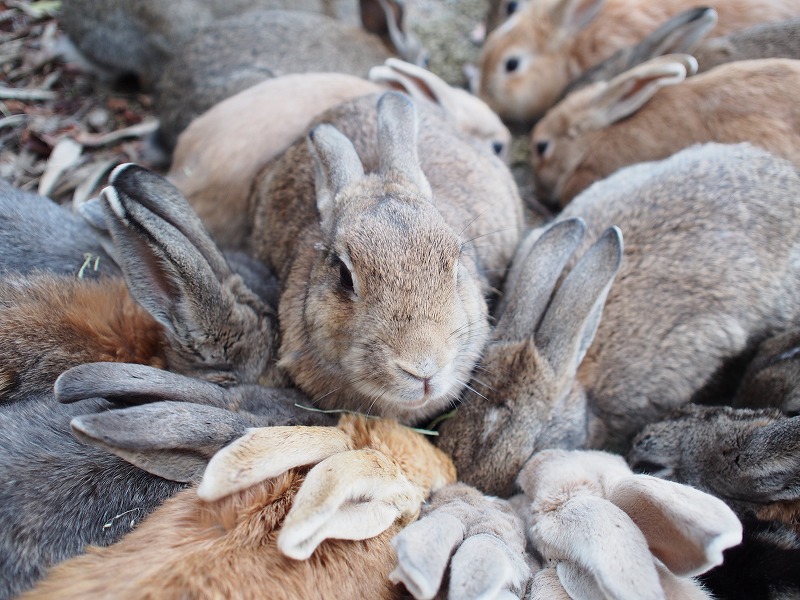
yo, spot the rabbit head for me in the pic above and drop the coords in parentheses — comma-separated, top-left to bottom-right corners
(478, 0, 607, 123)
(277, 93, 492, 425)
(530, 53, 696, 208)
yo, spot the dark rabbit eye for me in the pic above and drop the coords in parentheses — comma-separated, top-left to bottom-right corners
(492, 141, 504, 155)
(506, 1, 519, 15)
(505, 57, 520, 73)
(535, 140, 550, 157)
(630, 460, 667, 475)
(338, 259, 354, 294)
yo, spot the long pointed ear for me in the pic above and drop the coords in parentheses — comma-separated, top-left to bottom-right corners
(735, 416, 800, 502)
(360, 0, 427, 66)
(550, 0, 605, 35)
(197, 426, 353, 502)
(583, 55, 695, 129)
(536, 226, 622, 377)
(376, 91, 433, 199)
(640, 7, 718, 59)
(307, 124, 365, 235)
(55, 362, 227, 407)
(278, 448, 424, 559)
(531, 495, 664, 600)
(70, 402, 255, 482)
(372, 58, 456, 114)
(608, 475, 743, 576)
(494, 218, 585, 340)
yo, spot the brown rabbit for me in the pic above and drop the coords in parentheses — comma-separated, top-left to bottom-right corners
(477, 0, 800, 123)
(249, 91, 524, 426)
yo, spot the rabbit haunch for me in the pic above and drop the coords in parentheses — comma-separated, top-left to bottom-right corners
(250, 92, 523, 425)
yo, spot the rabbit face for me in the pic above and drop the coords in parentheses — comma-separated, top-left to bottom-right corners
(300, 189, 489, 424)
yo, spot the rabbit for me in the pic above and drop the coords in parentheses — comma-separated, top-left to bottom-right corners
(436, 142, 800, 496)
(628, 404, 800, 599)
(485, 0, 530, 37)
(516, 449, 741, 600)
(58, 0, 361, 87)
(560, 10, 800, 99)
(154, 5, 425, 151)
(248, 91, 524, 426)
(0, 179, 119, 279)
(558, 6, 719, 100)
(476, 0, 800, 123)
(0, 163, 283, 403)
(733, 328, 800, 413)
(531, 56, 800, 208)
(21, 412, 455, 599)
(0, 365, 334, 600)
(167, 59, 511, 251)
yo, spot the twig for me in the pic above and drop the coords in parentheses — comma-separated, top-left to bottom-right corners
(74, 119, 159, 148)
(0, 86, 56, 101)
(0, 114, 26, 130)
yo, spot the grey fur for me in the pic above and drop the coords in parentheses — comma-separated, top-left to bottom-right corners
(733, 328, 800, 412)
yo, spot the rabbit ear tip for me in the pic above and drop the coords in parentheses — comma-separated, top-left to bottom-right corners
(108, 162, 138, 184)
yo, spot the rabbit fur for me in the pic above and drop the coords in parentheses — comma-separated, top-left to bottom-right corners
(437, 143, 800, 497)
(733, 328, 800, 413)
(0, 163, 283, 403)
(477, 0, 800, 123)
(22, 414, 455, 600)
(531, 56, 800, 208)
(168, 59, 510, 250)
(249, 91, 523, 425)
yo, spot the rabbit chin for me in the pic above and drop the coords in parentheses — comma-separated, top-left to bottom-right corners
(352, 371, 462, 424)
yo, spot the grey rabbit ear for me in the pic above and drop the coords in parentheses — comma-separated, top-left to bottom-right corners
(307, 124, 366, 234)
(736, 416, 800, 502)
(376, 91, 433, 199)
(70, 402, 253, 482)
(494, 218, 586, 342)
(55, 362, 227, 408)
(640, 7, 718, 59)
(537, 226, 622, 377)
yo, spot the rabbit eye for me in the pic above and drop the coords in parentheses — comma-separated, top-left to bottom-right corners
(338, 259, 355, 294)
(535, 140, 550, 158)
(504, 57, 520, 73)
(630, 460, 668, 475)
(492, 141, 504, 156)
(506, 1, 519, 15)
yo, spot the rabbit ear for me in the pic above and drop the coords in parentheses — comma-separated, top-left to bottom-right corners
(307, 123, 365, 232)
(584, 55, 695, 128)
(197, 426, 353, 502)
(494, 218, 586, 342)
(360, 0, 428, 66)
(55, 362, 227, 407)
(70, 402, 253, 482)
(735, 416, 800, 502)
(536, 226, 622, 378)
(376, 91, 433, 199)
(372, 58, 457, 115)
(529, 567, 573, 600)
(278, 447, 424, 559)
(447, 534, 531, 600)
(638, 7, 718, 60)
(550, 0, 605, 34)
(532, 494, 664, 600)
(608, 474, 743, 576)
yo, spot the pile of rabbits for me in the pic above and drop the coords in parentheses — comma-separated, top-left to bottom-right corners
(5, 0, 800, 598)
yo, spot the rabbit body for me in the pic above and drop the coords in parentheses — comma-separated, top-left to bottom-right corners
(250, 92, 523, 425)
(532, 58, 800, 207)
(478, 0, 800, 122)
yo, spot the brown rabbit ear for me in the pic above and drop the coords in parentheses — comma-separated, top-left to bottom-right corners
(494, 218, 586, 342)
(735, 416, 800, 502)
(308, 123, 366, 234)
(376, 91, 433, 199)
(360, 0, 428, 67)
(639, 7, 718, 60)
(197, 426, 353, 501)
(70, 402, 254, 482)
(536, 226, 622, 377)
(374, 58, 456, 115)
(583, 55, 695, 129)
(550, 0, 605, 35)
(608, 475, 743, 576)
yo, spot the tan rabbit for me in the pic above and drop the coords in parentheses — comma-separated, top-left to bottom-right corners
(22, 414, 455, 599)
(531, 56, 800, 208)
(436, 143, 800, 494)
(249, 91, 523, 425)
(168, 59, 510, 250)
(477, 0, 800, 123)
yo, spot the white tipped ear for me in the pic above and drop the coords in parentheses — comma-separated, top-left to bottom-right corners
(584, 55, 693, 128)
(608, 475, 743, 576)
(530, 494, 663, 600)
(307, 124, 365, 233)
(278, 448, 424, 559)
(376, 91, 433, 199)
(197, 426, 353, 501)
(550, 0, 605, 34)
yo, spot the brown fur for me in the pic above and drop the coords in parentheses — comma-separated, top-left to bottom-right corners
(734, 328, 800, 412)
(479, 0, 800, 122)
(533, 58, 800, 207)
(0, 274, 165, 402)
(24, 415, 455, 599)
